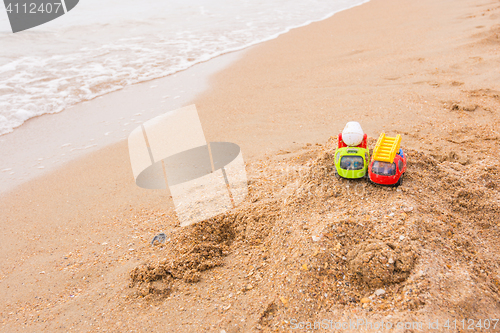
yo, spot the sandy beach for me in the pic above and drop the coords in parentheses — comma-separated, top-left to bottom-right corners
(2, 0, 500, 331)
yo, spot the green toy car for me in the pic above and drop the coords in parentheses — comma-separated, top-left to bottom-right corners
(334, 128, 370, 179)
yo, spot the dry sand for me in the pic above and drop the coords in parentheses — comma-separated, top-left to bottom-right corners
(1, 0, 500, 331)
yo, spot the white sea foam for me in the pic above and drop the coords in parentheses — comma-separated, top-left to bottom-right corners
(0, 0, 369, 135)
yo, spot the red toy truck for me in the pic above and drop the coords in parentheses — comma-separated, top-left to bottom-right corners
(368, 133, 406, 186)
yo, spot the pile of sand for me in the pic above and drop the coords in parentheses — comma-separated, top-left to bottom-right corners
(129, 122, 500, 328)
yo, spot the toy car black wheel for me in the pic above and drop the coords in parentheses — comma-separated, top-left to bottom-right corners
(333, 168, 340, 179)
(395, 173, 404, 187)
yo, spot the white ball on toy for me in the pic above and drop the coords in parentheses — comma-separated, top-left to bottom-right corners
(342, 121, 364, 146)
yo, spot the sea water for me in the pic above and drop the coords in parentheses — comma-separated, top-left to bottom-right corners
(0, 0, 368, 136)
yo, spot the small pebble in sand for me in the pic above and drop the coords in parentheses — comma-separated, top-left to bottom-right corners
(374, 289, 385, 296)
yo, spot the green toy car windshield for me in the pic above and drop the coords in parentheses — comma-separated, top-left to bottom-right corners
(340, 156, 364, 170)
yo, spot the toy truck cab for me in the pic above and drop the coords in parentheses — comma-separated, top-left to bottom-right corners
(334, 123, 370, 179)
(368, 133, 406, 186)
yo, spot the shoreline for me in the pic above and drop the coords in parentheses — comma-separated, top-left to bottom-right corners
(0, 0, 371, 196)
(2, 0, 500, 331)
(0, 49, 246, 194)
(0, 0, 370, 135)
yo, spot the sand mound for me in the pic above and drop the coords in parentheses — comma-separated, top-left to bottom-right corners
(129, 124, 500, 324)
(346, 240, 416, 288)
(130, 200, 280, 298)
